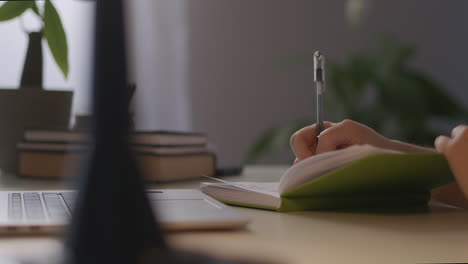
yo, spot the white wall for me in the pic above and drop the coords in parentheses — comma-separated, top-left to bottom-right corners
(188, 0, 468, 166)
(128, 0, 191, 132)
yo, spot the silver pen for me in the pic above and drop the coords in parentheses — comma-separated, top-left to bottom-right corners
(314, 51, 326, 141)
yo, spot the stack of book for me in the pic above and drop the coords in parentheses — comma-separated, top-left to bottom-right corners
(17, 129, 216, 181)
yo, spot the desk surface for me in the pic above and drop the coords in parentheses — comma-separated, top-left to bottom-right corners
(0, 166, 468, 264)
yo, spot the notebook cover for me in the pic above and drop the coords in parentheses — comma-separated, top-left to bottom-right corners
(218, 193, 429, 212)
(281, 152, 453, 198)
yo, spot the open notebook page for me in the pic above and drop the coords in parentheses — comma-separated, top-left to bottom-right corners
(200, 181, 281, 209)
(278, 145, 399, 193)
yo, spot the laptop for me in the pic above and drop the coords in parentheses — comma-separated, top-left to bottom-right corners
(0, 188, 249, 234)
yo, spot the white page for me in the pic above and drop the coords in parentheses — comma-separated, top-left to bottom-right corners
(278, 145, 399, 193)
(201, 181, 280, 197)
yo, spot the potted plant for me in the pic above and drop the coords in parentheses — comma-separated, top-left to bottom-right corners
(0, 0, 68, 84)
(0, 0, 72, 174)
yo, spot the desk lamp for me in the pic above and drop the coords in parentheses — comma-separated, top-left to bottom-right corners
(63, 0, 262, 263)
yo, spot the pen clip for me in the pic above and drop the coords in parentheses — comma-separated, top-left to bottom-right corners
(313, 51, 325, 84)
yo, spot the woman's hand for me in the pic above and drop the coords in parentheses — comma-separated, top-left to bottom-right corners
(290, 120, 394, 163)
(435, 125, 468, 201)
(290, 120, 468, 208)
(290, 119, 433, 164)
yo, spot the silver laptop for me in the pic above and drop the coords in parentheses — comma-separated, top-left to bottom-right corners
(0, 189, 249, 234)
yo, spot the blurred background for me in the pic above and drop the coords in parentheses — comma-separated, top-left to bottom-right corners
(1, 0, 468, 169)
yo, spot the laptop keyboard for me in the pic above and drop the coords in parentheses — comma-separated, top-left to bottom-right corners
(9, 193, 22, 220)
(61, 192, 76, 213)
(42, 193, 69, 221)
(23, 192, 45, 220)
(8, 192, 75, 222)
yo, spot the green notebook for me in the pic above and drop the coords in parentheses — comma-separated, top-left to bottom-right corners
(200, 145, 454, 212)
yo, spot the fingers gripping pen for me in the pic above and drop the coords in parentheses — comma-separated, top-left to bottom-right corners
(314, 51, 326, 141)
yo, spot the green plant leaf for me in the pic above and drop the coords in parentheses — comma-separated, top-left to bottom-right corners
(246, 121, 309, 164)
(374, 37, 416, 75)
(31, 2, 41, 18)
(0, 1, 34, 22)
(43, 0, 69, 79)
(245, 129, 278, 164)
(403, 70, 468, 119)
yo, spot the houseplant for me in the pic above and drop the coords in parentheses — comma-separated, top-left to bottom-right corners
(0, 0, 72, 174)
(0, 0, 68, 82)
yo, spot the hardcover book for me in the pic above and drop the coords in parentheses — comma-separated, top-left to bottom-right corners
(23, 129, 207, 146)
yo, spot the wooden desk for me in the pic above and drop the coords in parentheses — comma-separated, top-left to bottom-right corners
(1, 166, 468, 264)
